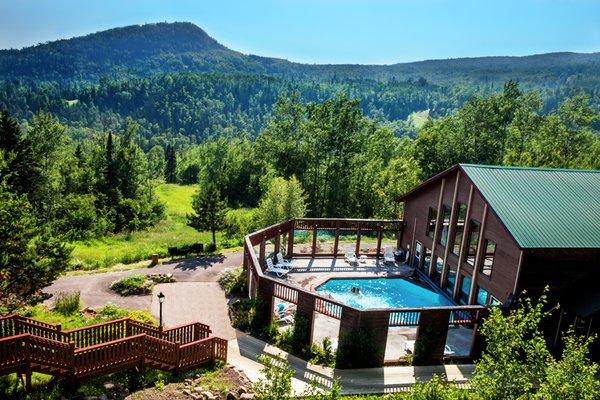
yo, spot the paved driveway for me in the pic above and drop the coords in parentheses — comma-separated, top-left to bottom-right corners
(44, 252, 243, 333)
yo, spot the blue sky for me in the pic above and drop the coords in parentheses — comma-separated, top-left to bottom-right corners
(1, 0, 599, 64)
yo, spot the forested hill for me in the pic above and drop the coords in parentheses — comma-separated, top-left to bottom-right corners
(2, 21, 600, 89)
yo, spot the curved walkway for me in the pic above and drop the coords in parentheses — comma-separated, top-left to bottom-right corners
(43, 251, 474, 395)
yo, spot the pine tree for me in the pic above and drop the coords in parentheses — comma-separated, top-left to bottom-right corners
(103, 131, 119, 205)
(187, 183, 227, 247)
(164, 144, 177, 183)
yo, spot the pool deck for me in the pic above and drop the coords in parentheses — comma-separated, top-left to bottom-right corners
(282, 256, 415, 290)
(268, 256, 474, 362)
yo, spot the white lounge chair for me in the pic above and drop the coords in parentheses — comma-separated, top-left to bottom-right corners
(404, 340, 455, 356)
(345, 246, 358, 265)
(276, 252, 295, 270)
(384, 246, 395, 265)
(265, 258, 289, 278)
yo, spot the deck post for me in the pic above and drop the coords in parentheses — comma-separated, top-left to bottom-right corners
(311, 223, 318, 257)
(296, 291, 317, 346)
(376, 224, 383, 259)
(287, 226, 295, 257)
(259, 236, 266, 268)
(413, 309, 450, 365)
(333, 225, 340, 257)
(274, 230, 281, 255)
(355, 224, 362, 257)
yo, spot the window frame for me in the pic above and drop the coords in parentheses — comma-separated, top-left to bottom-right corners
(465, 219, 481, 266)
(451, 203, 467, 255)
(426, 207, 437, 239)
(479, 239, 497, 278)
(438, 204, 452, 247)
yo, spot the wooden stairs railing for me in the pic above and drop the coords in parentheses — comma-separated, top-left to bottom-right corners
(0, 315, 227, 388)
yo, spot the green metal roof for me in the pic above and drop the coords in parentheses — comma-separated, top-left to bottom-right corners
(460, 164, 600, 249)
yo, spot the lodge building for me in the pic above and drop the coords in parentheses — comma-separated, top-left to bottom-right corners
(397, 164, 600, 351)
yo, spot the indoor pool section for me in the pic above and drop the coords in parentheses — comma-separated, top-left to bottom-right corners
(315, 277, 455, 309)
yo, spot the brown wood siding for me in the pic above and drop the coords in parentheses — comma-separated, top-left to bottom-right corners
(401, 169, 522, 304)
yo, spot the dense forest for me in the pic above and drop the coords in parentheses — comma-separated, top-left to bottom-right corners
(1, 22, 599, 145)
(1, 22, 599, 305)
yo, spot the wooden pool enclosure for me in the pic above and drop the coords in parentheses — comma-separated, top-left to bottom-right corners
(244, 218, 488, 367)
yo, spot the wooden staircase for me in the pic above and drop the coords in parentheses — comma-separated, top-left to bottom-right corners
(0, 315, 227, 389)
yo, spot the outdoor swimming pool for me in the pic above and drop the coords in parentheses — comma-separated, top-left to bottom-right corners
(315, 277, 455, 309)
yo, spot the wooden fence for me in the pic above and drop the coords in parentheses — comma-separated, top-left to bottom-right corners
(244, 218, 488, 367)
(0, 314, 226, 389)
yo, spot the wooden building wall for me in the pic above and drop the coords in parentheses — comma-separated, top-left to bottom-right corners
(400, 168, 522, 305)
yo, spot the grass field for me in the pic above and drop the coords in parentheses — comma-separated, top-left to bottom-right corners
(71, 184, 226, 270)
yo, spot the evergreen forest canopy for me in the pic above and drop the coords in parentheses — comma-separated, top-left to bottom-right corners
(0, 22, 599, 306)
(1, 22, 600, 145)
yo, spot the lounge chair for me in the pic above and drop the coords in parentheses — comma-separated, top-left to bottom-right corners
(384, 246, 395, 265)
(404, 340, 455, 356)
(276, 252, 295, 270)
(265, 258, 289, 278)
(345, 246, 358, 265)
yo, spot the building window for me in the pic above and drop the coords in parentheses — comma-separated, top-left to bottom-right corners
(413, 241, 422, 268)
(422, 247, 432, 274)
(466, 220, 481, 265)
(426, 207, 437, 239)
(479, 239, 497, 277)
(459, 274, 471, 305)
(490, 296, 501, 306)
(432, 257, 443, 286)
(444, 263, 457, 296)
(476, 286, 489, 305)
(438, 205, 452, 246)
(452, 203, 467, 255)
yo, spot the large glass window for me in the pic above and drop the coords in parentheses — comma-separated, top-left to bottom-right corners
(459, 274, 472, 305)
(438, 205, 452, 246)
(426, 207, 437, 239)
(476, 286, 489, 305)
(444, 263, 457, 296)
(480, 239, 497, 277)
(432, 257, 443, 286)
(452, 203, 467, 255)
(490, 296, 502, 306)
(422, 247, 432, 274)
(466, 220, 481, 266)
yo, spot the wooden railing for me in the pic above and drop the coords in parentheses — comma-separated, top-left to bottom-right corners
(245, 218, 489, 366)
(0, 315, 227, 385)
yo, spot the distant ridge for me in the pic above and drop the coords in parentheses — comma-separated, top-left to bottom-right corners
(0, 21, 599, 85)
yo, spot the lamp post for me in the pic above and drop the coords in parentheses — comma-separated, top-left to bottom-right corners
(157, 291, 165, 331)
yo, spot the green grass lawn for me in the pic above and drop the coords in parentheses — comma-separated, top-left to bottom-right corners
(71, 183, 226, 270)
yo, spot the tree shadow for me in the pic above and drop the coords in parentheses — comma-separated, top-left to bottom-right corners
(171, 254, 227, 271)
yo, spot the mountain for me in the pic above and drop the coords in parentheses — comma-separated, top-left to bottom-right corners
(1, 22, 600, 90)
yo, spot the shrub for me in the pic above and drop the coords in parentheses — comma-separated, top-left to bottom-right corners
(53, 291, 81, 315)
(95, 303, 157, 325)
(253, 355, 294, 400)
(309, 337, 336, 367)
(205, 242, 217, 252)
(336, 327, 381, 368)
(110, 275, 153, 296)
(218, 267, 248, 296)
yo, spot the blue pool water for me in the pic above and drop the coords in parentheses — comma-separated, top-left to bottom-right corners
(315, 278, 454, 309)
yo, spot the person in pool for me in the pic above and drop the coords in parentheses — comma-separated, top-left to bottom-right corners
(350, 287, 361, 294)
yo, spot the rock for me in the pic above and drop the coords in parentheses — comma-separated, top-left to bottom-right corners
(183, 389, 192, 396)
(190, 394, 200, 400)
(103, 382, 115, 391)
(185, 378, 194, 384)
(122, 388, 129, 396)
(98, 395, 107, 400)
(226, 391, 238, 400)
(202, 391, 217, 400)
(194, 386, 205, 394)
(237, 387, 246, 395)
(240, 394, 255, 400)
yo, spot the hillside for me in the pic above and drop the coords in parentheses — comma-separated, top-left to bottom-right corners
(1, 22, 600, 88)
(0, 22, 599, 143)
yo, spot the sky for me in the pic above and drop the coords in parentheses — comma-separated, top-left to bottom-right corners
(1, 0, 599, 64)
